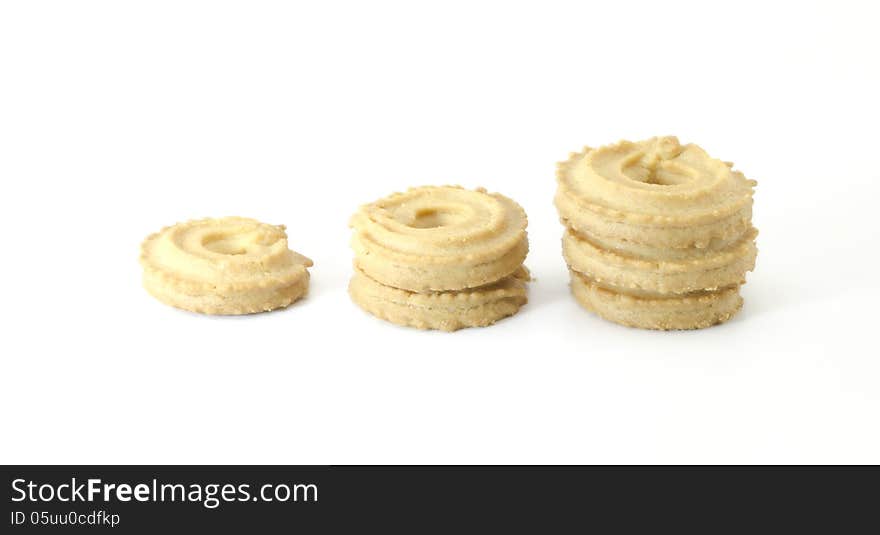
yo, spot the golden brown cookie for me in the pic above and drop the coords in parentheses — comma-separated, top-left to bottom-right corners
(555, 137, 756, 249)
(562, 227, 757, 294)
(569, 270, 742, 330)
(350, 186, 528, 292)
(349, 266, 529, 331)
(140, 217, 313, 314)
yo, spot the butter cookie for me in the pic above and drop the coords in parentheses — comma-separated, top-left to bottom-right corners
(140, 217, 312, 314)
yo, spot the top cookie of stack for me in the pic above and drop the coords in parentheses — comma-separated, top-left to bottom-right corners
(349, 185, 530, 331)
(555, 136, 758, 329)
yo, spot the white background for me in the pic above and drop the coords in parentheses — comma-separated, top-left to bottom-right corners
(1, 1, 878, 464)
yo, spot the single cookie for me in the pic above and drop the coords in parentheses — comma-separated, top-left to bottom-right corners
(555, 137, 757, 249)
(350, 186, 528, 292)
(349, 266, 529, 331)
(569, 270, 743, 330)
(140, 217, 313, 314)
(570, 224, 750, 261)
(562, 227, 758, 294)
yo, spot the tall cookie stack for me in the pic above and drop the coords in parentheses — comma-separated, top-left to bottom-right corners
(349, 185, 530, 331)
(555, 136, 758, 330)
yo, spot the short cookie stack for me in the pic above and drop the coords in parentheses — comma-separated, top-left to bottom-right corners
(555, 137, 758, 330)
(349, 186, 530, 331)
(140, 216, 313, 314)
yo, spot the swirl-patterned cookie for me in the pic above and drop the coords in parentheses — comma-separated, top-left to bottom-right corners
(556, 137, 756, 248)
(350, 186, 528, 292)
(563, 227, 758, 294)
(140, 217, 313, 315)
(349, 266, 529, 331)
(569, 271, 742, 330)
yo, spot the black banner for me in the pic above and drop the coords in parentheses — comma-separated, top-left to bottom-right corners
(2, 466, 878, 532)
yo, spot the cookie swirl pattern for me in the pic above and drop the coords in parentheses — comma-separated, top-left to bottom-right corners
(140, 217, 313, 315)
(555, 137, 758, 330)
(556, 137, 756, 248)
(349, 186, 530, 330)
(350, 186, 528, 292)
